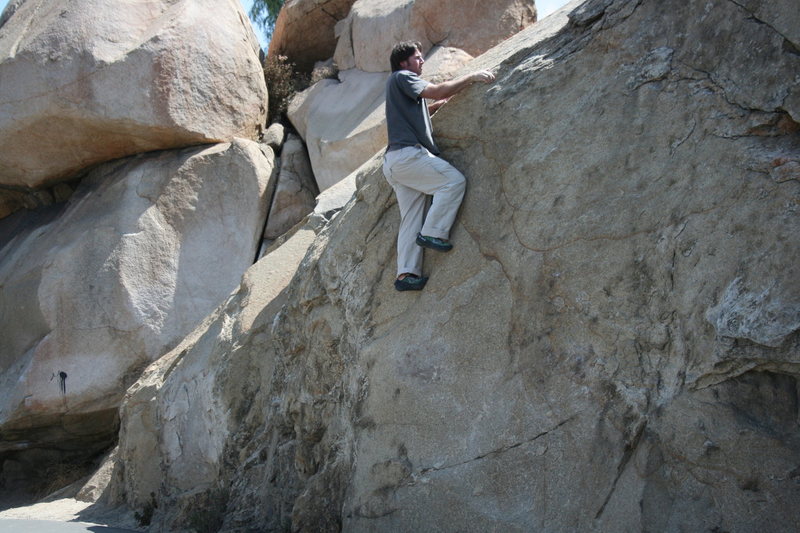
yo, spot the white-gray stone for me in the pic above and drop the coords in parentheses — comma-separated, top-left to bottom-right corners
(107, 221, 319, 530)
(0, 0, 267, 192)
(263, 134, 318, 240)
(0, 139, 273, 459)
(288, 69, 388, 191)
(333, 0, 537, 73)
(706, 277, 800, 348)
(261, 123, 286, 152)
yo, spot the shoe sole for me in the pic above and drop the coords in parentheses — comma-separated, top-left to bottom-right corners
(394, 277, 428, 291)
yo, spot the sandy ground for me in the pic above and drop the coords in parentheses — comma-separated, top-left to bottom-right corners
(0, 498, 145, 531)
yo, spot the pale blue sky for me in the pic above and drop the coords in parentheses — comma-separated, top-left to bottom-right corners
(537, 0, 571, 18)
(0, 0, 571, 50)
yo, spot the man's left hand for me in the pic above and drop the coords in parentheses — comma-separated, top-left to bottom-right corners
(429, 97, 451, 114)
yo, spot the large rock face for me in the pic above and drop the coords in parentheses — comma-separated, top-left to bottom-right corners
(106, 218, 322, 531)
(104, 0, 799, 531)
(269, 0, 536, 74)
(288, 69, 389, 190)
(334, 0, 537, 72)
(0, 0, 266, 202)
(268, 0, 357, 73)
(0, 139, 273, 503)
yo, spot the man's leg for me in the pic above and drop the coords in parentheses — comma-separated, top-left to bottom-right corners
(392, 181, 426, 277)
(388, 147, 466, 241)
(384, 149, 427, 278)
(416, 153, 466, 241)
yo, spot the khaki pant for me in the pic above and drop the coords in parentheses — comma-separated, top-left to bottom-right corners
(383, 146, 466, 277)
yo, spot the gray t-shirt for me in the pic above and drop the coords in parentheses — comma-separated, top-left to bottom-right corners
(385, 70, 439, 154)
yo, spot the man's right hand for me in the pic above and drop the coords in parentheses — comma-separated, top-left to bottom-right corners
(470, 70, 496, 84)
(421, 69, 497, 100)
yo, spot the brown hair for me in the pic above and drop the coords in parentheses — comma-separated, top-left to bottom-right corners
(390, 41, 422, 72)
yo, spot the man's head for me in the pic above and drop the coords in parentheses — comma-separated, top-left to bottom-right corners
(390, 41, 424, 74)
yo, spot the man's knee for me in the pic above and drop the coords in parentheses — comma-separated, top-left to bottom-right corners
(432, 157, 465, 188)
(446, 170, 466, 194)
(455, 171, 466, 189)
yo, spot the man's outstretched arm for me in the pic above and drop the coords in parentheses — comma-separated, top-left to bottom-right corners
(420, 70, 496, 101)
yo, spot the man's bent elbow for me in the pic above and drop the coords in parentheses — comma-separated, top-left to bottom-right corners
(420, 84, 448, 101)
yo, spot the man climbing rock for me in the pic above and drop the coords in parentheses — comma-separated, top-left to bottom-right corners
(383, 41, 495, 291)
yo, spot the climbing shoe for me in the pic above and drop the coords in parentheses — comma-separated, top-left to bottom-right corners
(394, 274, 428, 291)
(416, 233, 453, 252)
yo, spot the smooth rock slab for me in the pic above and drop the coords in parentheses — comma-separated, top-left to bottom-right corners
(0, 0, 267, 191)
(288, 69, 388, 191)
(0, 139, 273, 457)
(106, 218, 320, 531)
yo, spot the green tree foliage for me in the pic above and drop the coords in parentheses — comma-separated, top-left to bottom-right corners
(248, 0, 285, 38)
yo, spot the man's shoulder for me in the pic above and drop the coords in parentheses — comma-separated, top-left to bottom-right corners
(389, 70, 425, 83)
(389, 70, 429, 96)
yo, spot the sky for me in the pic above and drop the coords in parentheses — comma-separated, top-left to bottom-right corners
(0, 0, 571, 50)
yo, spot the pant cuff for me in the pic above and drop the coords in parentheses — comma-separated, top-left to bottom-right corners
(397, 266, 422, 277)
(420, 227, 449, 240)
